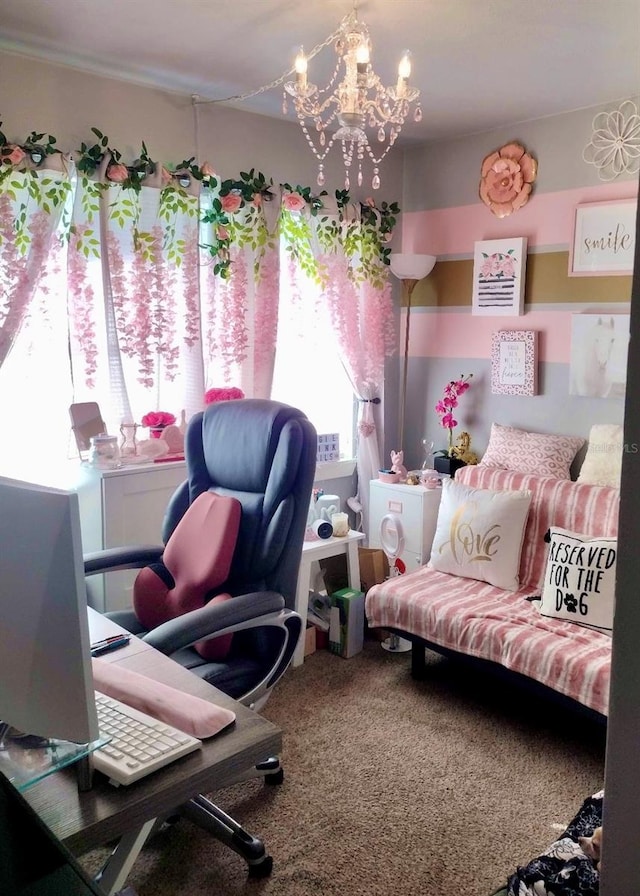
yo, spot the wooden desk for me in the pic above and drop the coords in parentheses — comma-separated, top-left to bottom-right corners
(22, 611, 281, 894)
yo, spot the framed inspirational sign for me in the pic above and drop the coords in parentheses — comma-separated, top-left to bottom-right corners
(491, 330, 538, 396)
(569, 198, 637, 276)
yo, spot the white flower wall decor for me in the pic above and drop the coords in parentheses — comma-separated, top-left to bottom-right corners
(583, 99, 640, 181)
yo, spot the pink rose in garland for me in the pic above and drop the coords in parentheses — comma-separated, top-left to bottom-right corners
(282, 191, 306, 212)
(106, 162, 129, 183)
(435, 374, 472, 455)
(1, 144, 26, 167)
(220, 192, 242, 214)
(141, 410, 176, 437)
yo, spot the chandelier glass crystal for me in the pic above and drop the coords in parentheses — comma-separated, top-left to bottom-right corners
(283, 11, 421, 191)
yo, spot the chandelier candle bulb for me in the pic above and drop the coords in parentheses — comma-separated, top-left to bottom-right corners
(295, 48, 307, 87)
(356, 43, 370, 75)
(396, 52, 412, 95)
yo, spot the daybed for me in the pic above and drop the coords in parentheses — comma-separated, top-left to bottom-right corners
(365, 464, 620, 720)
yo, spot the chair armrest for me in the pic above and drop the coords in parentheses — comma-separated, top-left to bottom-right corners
(142, 591, 285, 654)
(84, 545, 164, 576)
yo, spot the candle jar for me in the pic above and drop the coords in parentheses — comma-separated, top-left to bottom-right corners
(89, 434, 121, 469)
(331, 512, 349, 537)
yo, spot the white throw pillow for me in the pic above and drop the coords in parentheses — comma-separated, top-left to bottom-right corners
(479, 423, 585, 480)
(577, 423, 623, 489)
(539, 527, 617, 632)
(429, 478, 532, 591)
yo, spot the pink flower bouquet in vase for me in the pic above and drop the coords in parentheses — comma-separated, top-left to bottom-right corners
(204, 387, 245, 405)
(141, 410, 176, 438)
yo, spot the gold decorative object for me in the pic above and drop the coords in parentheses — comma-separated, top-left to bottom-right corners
(450, 431, 478, 465)
(479, 142, 537, 218)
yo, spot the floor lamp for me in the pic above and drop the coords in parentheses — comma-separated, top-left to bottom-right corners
(389, 253, 437, 459)
(382, 253, 436, 654)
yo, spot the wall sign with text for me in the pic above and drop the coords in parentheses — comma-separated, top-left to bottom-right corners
(491, 329, 538, 396)
(569, 198, 637, 276)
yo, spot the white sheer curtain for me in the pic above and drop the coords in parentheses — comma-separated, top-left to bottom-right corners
(280, 199, 394, 533)
(0, 157, 70, 367)
(0, 156, 76, 472)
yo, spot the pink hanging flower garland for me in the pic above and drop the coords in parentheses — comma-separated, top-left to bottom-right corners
(182, 222, 202, 348)
(67, 224, 99, 387)
(123, 232, 156, 387)
(252, 243, 280, 376)
(148, 225, 179, 381)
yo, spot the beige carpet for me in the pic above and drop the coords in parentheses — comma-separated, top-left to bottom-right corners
(80, 640, 606, 895)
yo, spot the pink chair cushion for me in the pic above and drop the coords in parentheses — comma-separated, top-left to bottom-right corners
(133, 491, 242, 661)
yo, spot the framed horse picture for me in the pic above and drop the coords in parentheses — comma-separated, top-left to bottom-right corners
(569, 314, 630, 398)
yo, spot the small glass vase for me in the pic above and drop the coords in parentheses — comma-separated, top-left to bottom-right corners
(149, 426, 166, 439)
(120, 422, 139, 457)
(421, 439, 435, 470)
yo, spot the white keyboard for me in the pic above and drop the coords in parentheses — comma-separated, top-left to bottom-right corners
(92, 691, 202, 786)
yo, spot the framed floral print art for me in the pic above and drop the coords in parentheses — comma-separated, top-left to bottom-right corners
(472, 237, 527, 316)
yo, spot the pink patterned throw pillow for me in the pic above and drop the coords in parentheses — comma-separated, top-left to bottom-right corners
(479, 423, 585, 480)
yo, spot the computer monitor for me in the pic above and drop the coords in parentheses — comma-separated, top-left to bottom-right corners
(0, 476, 99, 744)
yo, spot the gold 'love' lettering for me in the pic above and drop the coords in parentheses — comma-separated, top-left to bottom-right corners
(446, 502, 501, 564)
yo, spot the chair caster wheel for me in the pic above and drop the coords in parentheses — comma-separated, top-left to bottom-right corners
(265, 768, 284, 786)
(248, 855, 273, 878)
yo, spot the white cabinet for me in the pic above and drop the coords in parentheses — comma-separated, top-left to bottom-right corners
(368, 480, 442, 573)
(76, 461, 187, 612)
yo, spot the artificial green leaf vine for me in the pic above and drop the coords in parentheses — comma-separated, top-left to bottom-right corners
(0, 119, 401, 276)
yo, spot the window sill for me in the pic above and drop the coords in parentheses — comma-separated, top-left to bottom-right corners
(314, 458, 356, 482)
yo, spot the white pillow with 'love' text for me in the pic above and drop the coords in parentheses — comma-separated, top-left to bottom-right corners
(429, 478, 532, 591)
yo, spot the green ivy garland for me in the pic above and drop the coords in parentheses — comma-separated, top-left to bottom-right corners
(0, 121, 401, 277)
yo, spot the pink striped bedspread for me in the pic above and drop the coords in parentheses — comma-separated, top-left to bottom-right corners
(365, 466, 620, 716)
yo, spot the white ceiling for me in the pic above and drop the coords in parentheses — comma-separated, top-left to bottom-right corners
(1, 0, 639, 144)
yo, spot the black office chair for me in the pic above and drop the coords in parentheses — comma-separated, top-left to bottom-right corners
(84, 399, 317, 876)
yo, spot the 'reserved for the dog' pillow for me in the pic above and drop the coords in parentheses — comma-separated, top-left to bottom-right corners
(479, 423, 585, 480)
(539, 527, 617, 632)
(577, 423, 623, 489)
(429, 478, 532, 591)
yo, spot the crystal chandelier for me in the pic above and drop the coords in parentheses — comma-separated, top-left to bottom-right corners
(282, 11, 421, 191)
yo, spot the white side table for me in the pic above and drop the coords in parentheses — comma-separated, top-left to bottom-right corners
(293, 529, 366, 666)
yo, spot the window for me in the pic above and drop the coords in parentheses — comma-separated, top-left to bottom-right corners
(270, 244, 356, 461)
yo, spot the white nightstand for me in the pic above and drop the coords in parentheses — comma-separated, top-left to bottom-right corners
(368, 479, 442, 573)
(293, 530, 365, 667)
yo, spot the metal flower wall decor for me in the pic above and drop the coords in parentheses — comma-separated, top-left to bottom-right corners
(583, 100, 640, 181)
(479, 142, 537, 218)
